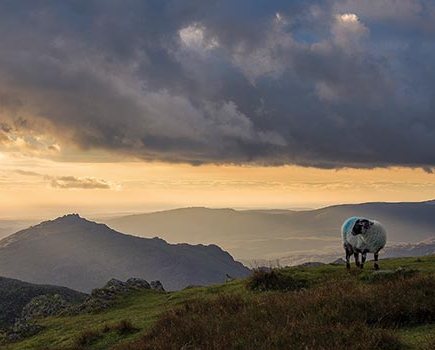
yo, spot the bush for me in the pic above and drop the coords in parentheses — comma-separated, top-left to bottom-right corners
(74, 329, 101, 347)
(111, 319, 138, 335)
(246, 269, 309, 291)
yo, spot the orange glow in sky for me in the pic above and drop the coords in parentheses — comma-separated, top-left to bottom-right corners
(1, 150, 434, 219)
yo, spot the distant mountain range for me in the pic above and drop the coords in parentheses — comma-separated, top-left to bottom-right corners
(104, 200, 435, 261)
(0, 276, 85, 329)
(0, 215, 249, 292)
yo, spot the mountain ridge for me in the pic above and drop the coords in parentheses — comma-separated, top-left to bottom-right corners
(0, 215, 250, 293)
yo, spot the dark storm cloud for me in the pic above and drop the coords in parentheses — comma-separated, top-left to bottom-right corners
(0, 0, 435, 168)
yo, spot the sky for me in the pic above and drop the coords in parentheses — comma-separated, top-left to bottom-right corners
(1, 0, 435, 219)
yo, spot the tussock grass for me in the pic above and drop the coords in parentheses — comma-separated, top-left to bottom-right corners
(5, 256, 435, 350)
(115, 274, 434, 350)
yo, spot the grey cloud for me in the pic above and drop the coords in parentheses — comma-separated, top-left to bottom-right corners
(0, 1, 434, 169)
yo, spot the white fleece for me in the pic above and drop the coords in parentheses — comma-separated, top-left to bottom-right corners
(342, 219, 387, 253)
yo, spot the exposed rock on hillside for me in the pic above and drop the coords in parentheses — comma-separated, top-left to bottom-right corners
(71, 278, 164, 314)
(0, 276, 86, 329)
(20, 294, 68, 322)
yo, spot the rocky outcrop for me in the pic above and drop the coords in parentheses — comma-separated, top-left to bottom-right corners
(298, 262, 325, 268)
(330, 258, 346, 265)
(1, 277, 164, 343)
(70, 278, 164, 314)
(6, 320, 43, 342)
(20, 294, 68, 322)
(150, 280, 164, 292)
(4, 293, 77, 342)
(126, 278, 151, 289)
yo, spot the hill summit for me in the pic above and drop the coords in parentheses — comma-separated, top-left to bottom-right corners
(0, 214, 250, 292)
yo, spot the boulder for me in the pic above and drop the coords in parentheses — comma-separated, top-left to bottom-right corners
(71, 278, 162, 314)
(298, 262, 325, 268)
(150, 280, 165, 292)
(330, 258, 347, 265)
(20, 294, 67, 322)
(7, 320, 43, 342)
(126, 278, 151, 289)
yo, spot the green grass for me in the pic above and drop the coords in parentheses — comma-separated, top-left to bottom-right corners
(397, 324, 435, 349)
(2, 256, 434, 350)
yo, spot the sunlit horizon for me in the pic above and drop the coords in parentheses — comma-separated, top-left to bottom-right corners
(1, 150, 434, 220)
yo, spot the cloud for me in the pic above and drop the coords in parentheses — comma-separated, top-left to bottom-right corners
(47, 176, 113, 190)
(0, 1, 434, 169)
(14, 170, 42, 177)
(332, 13, 369, 50)
(13, 169, 115, 190)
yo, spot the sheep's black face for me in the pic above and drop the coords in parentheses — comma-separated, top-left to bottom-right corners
(352, 219, 373, 236)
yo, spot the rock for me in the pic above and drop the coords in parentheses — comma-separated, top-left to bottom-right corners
(2, 294, 70, 342)
(20, 294, 68, 322)
(90, 279, 129, 301)
(330, 258, 347, 265)
(126, 278, 151, 289)
(362, 267, 418, 283)
(298, 262, 325, 268)
(103, 279, 129, 292)
(150, 280, 165, 292)
(70, 278, 159, 314)
(7, 320, 43, 342)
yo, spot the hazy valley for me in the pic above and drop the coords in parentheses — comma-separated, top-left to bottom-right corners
(104, 201, 435, 263)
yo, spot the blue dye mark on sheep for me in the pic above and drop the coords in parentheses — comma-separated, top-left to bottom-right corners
(341, 216, 360, 239)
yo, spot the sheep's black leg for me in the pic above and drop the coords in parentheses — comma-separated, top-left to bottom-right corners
(354, 252, 360, 268)
(374, 252, 379, 270)
(345, 250, 351, 270)
(344, 243, 353, 270)
(360, 251, 367, 269)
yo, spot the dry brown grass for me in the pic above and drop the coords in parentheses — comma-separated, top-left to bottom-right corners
(114, 274, 434, 350)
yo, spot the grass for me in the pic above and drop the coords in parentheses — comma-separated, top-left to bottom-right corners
(2, 256, 434, 350)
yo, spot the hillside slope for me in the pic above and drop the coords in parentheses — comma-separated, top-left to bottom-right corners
(2, 256, 434, 350)
(0, 277, 86, 329)
(0, 214, 249, 292)
(105, 201, 435, 260)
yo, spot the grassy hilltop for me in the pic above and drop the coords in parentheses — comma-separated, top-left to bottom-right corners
(2, 256, 435, 350)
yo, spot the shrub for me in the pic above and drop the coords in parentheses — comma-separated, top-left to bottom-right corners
(246, 269, 309, 291)
(111, 319, 138, 335)
(74, 329, 101, 347)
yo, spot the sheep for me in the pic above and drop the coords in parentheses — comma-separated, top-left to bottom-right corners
(341, 216, 387, 270)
